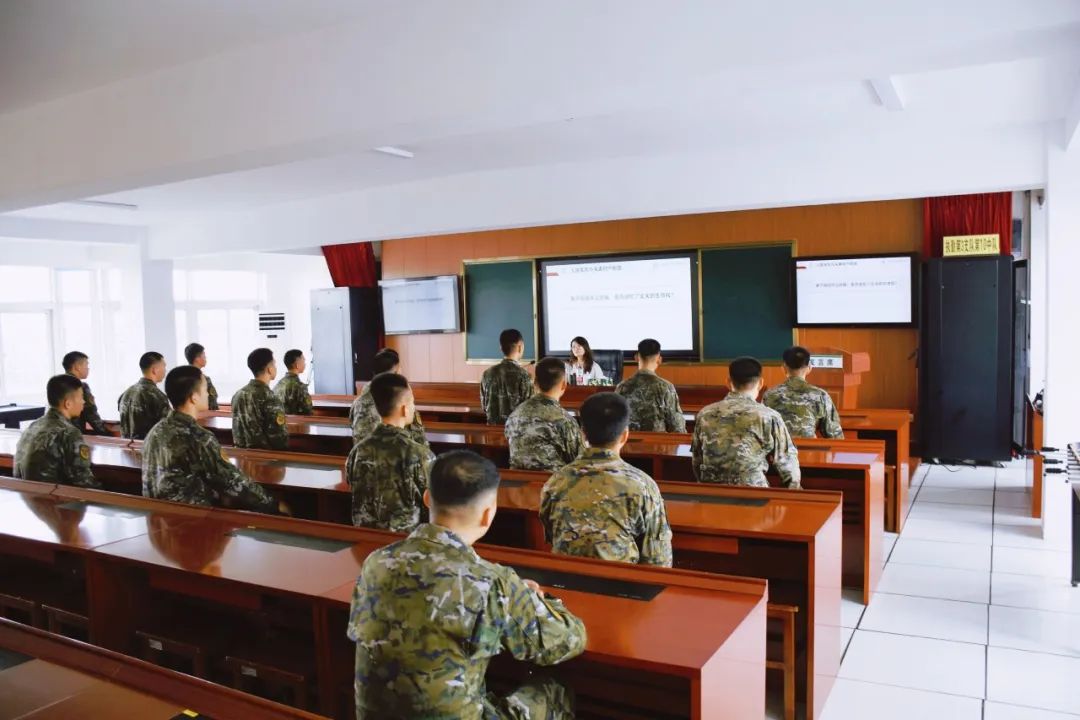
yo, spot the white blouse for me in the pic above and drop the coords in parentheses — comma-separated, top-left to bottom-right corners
(564, 361, 606, 386)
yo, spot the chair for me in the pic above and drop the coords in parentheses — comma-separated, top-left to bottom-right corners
(766, 603, 799, 720)
(590, 350, 624, 384)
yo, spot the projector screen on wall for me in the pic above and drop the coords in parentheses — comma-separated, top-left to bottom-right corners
(380, 275, 461, 334)
(539, 252, 699, 358)
(793, 253, 916, 326)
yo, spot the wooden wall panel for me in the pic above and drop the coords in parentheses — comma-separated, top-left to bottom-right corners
(385, 199, 922, 411)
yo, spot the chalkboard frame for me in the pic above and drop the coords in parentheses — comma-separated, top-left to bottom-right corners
(699, 242, 796, 362)
(462, 258, 539, 363)
(463, 242, 797, 365)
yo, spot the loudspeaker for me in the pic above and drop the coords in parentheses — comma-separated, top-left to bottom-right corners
(310, 287, 382, 395)
(920, 256, 1013, 462)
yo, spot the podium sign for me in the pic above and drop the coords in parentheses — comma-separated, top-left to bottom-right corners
(942, 234, 1000, 257)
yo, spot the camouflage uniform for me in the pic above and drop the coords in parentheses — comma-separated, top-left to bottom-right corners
(345, 423, 435, 531)
(67, 373, 108, 435)
(118, 377, 171, 440)
(142, 410, 277, 512)
(204, 374, 220, 411)
(230, 380, 289, 450)
(540, 447, 672, 566)
(691, 392, 801, 488)
(349, 384, 428, 447)
(273, 372, 313, 416)
(347, 523, 586, 719)
(762, 376, 844, 439)
(615, 370, 687, 433)
(505, 394, 583, 471)
(14, 409, 100, 488)
(480, 359, 533, 425)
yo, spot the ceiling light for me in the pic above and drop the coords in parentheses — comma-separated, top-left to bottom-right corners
(68, 199, 140, 211)
(373, 146, 414, 159)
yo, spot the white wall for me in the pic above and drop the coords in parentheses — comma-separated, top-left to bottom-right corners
(1043, 142, 1080, 447)
(148, 122, 1046, 258)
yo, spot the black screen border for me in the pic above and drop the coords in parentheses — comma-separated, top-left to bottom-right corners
(536, 250, 701, 361)
(791, 252, 920, 329)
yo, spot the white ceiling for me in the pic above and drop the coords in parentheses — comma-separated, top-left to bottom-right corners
(2, 1, 1079, 249)
(0, 0, 370, 114)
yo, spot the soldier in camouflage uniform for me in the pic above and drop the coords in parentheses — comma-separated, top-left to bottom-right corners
(762, 345, 844, 439)
(118, 351, 171, 440)
(143, 365, 279, 513)
(62, 351, 109, 435)
(615, 338, 687, 433)
(505, 357, 583, 471)
(692, 357, 801, 488)
(14, 374, 100, 488)
(346, 373, 435, 531)
(230, 348, 289, 450)
(541, 392, 672, 566)
(349, 349, 427, 446)
(480, 329, 534, 425)
(347, 449, 585, 718)
(184, 343, 219, 410)
(274, 348, 313, 415)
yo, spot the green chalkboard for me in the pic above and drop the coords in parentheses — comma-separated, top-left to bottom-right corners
(464, 260, 537, 361)
(701, 245, 793, 360)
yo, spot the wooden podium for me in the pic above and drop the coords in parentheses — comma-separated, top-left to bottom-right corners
(806, 347, 870, 410)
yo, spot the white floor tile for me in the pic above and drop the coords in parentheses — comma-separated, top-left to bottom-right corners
(820, 678, 982, 720)
(839, 630, 985, 697)
(915, 487, 995, 506)
(995, 491, 1031, 508)
(841, 588, 865, 629)
(902, 517, 993, 545)
(860, 593, 988, 644)
(993, 547, 1071, 579)
(908, 502, 994, 523)
(989, 574, 1080, 613)
(984, 702, 1080, 719)
(880, 562, 990, 603)
(989, 606, 1080, 658)
(889, 538, 992, 571)
(993, 524, 1070, 551)
(987, 647, 1080, 715)
(922, 472, 996, 491)
(995, 505, 1039, 526)
(991, 573, 1080, 615)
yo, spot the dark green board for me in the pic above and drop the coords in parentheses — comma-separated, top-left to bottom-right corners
(464, 260, 537, 361)
(701, 245, 793, 361)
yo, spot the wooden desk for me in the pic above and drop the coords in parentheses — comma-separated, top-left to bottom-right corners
(1, 423, 883, 605)
(0, 617, 321, 719)
(0, 430, 840, 717)
(0, 479, 766, 720)
(310, 391, 912, 519)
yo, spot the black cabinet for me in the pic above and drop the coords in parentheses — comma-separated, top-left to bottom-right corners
(920, 256, 1013, 462)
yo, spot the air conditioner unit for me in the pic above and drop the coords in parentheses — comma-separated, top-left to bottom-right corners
(258, 312, 286, 339)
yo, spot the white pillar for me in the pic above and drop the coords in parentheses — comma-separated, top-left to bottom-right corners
(1043, 141, 1080, 448)
(1028, 191, 1047, 398)
(139, 246, 177, 365)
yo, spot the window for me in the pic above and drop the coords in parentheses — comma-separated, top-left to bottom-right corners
(0, 312, 53, 404)
(0, 266, 51, 303)
(0, 264, 130, 406)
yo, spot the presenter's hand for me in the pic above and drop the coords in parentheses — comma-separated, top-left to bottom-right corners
(523, 579, 542, 593)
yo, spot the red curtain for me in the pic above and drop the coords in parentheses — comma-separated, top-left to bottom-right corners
(322, 241, 378, 287)
(922, 192, 1012, 258)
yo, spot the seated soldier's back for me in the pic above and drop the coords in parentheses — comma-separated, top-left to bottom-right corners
(541, 447, 671, 565)
(346, 424, 434, 531)
(348, 524, 578, 718)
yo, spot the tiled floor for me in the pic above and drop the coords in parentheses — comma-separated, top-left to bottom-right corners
(817, 461, 1080, 720)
